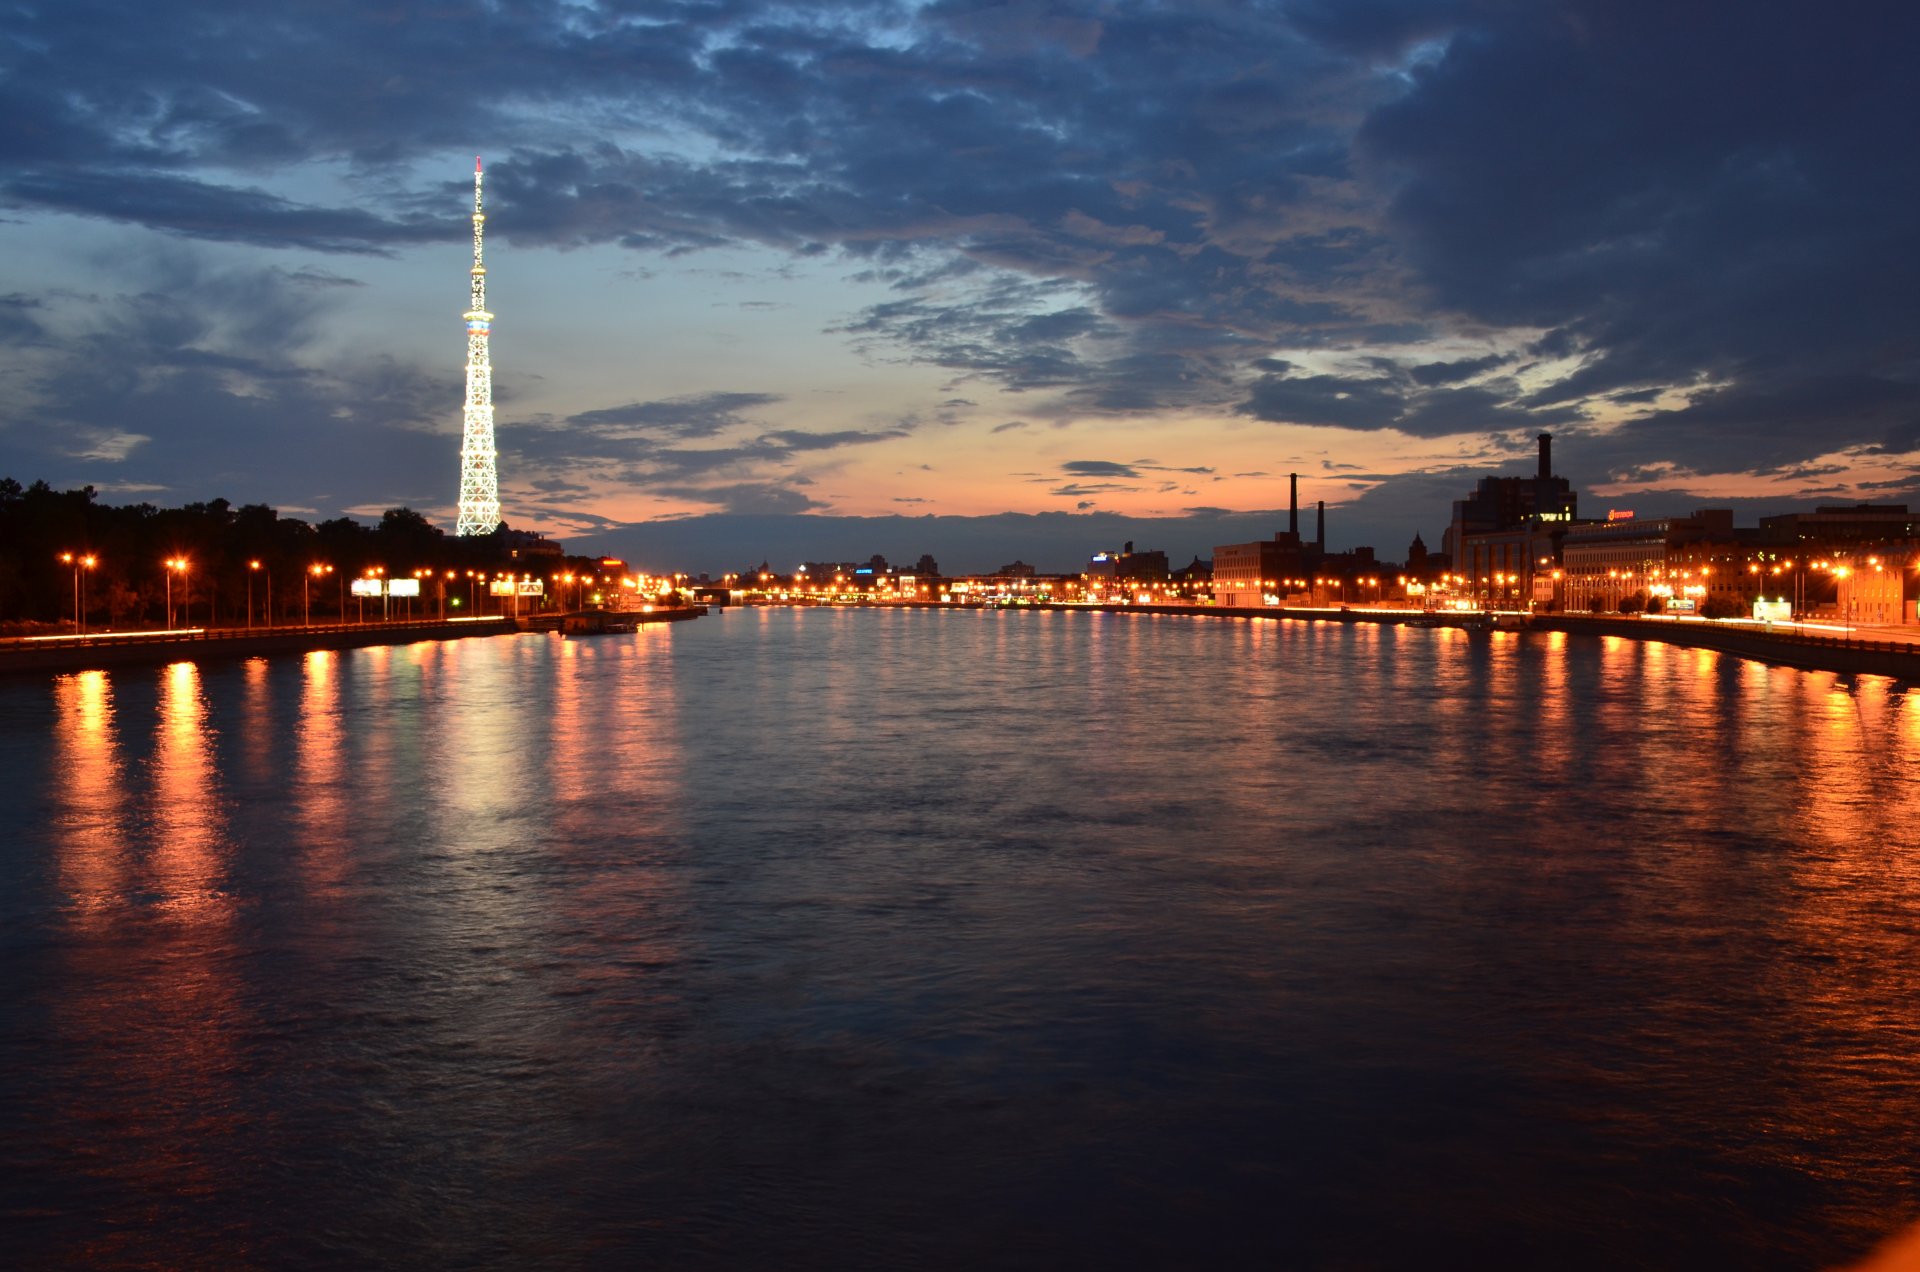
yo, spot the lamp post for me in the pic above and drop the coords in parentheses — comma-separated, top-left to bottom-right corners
(247, 559, 259, 630)
(305, 563, 332, 627)
(58, 552, 96, 634)
(165, 557, 189, 628)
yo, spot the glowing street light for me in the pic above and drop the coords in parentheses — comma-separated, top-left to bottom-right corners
(305, 562, 333, 627)
(165, 556, 190, 628)
(59, 551, 97, 634)
(247, 559, 272, 630)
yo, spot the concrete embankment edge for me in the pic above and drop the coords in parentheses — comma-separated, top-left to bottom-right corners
(1079, 602, 1920, 680)
(0, 620, 520, 677)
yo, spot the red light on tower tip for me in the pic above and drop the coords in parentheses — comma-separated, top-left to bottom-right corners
(475, 155, 483, 173)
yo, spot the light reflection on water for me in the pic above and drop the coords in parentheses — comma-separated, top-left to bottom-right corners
(2, 610, 1919, 1270)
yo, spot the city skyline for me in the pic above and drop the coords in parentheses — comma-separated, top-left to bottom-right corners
(1, 2, 1914, 570)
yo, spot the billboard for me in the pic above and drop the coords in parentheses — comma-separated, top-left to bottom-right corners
(352, 578, 420, 597)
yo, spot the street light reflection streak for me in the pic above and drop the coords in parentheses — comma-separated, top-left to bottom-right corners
(548, 636, 591, 806)
(1533, 629, 1574, 779)
(240, 657, 275, 783)
(294, 649, 351, 894)
(50, 670, 128, 926)
(48, 737, 244, 1272)
(147, 661, 232, 918)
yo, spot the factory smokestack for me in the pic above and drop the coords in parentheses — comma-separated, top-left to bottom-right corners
(1289, 473, 1299, 537)
(1538, 433, 1552, 480)
(1316, 500, 1325, 551)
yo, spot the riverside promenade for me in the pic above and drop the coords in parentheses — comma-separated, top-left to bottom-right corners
(0, 606, 704, 677)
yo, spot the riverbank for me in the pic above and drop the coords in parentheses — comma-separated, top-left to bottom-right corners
(1086, 601, 1920, 680)
(0, 606, 706, 677)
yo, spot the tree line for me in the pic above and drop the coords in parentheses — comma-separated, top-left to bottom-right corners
(0, 478, 594, 632)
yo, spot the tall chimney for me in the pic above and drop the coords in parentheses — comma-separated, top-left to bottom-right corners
(1316, 500, 1325, 551)
(1538, 432, 1552, 479)
(1289, 473, 1299, 537)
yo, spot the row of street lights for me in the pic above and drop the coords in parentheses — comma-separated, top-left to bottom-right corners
(51, 553, 367, 631)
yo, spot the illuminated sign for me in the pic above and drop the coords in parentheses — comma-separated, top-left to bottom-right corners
(1607, 509, 1636, 521)
(387, 579, 420, 598)
(350, 578, 383, 597)
(1753, 598, 1791, 622)
(489, 580, 516, 596)
(518, 580, 545, 596)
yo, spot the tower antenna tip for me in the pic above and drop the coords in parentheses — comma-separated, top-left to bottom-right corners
(475, 155, 483, 173)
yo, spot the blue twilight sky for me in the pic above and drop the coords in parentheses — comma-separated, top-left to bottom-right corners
(1, 0, 1916, 572)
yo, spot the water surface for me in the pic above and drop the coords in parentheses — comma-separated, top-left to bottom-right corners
(2, 608, 1917, 1268)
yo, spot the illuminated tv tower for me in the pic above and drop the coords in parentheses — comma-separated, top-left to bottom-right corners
(455, 155, 501, 536)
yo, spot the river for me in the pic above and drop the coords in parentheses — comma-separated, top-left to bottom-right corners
(2, 607, 1916, 1268)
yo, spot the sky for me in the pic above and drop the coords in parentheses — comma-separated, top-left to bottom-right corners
(2, 0, 1915, 573)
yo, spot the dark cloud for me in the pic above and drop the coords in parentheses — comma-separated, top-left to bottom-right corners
(652, 481, 826, 515)
(5, 1, 1404, 428)
(1, 0, 1912, 523)
(1050, 482, 1130, 498)
(565, 392, 783, 440)
(1238, 360, 1586, 439)
(1061, 460, 1140, 479)
(0, 251, 456, 512)
(758, 427, 908, 451)
(0, 294, 47, 346)
(2, 170, 446, 254)
(1409, 353, 1512, 387)
(1360, 0, 1920, 466)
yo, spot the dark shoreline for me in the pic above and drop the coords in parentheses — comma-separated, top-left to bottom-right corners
(0, 607, 704, 677)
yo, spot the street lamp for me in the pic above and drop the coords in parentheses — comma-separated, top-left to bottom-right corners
(58, 552, 96, 634)
(165, 556, 190, 628)
(305, 563, 333, 627)
(247, 559, 269, 630)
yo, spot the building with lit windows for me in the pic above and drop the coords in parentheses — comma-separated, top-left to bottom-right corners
(1835, 556, 1908, 626)
(1443, 434, 1581, 609)
(1213, 536, 1307, 607)
(1560, 509, 1770, 615)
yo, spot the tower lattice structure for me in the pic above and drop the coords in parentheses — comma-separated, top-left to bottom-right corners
(456, 156, 501, 536)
